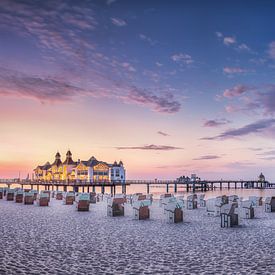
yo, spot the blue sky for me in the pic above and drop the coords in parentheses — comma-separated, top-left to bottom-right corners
(1, 0, 275, 179)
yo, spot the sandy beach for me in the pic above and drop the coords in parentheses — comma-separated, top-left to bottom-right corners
(0, 195, 274, 275)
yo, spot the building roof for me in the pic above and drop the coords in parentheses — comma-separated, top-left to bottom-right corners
(42, 162, 51, 170)
(52, 158, 62, 167)
(63, 151, 76, 165)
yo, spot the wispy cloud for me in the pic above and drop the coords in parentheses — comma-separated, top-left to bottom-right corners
(139, 34, 157, 46)
(123, 87, 181, 113)
(171, 53, 193, 65)
(116, 144, 183, 150)
(257, 150, 275, 156)
(248, 147, 263, 151)
(268, 41, 275, 59)
(203, 119, 230, 127)
(223, 36, 236, 46)
(0, 68, 86, 103)
(157, 131, 170, 136)
(223, 67, 248, 74)
(223, 85, 250, 98)
(193, 155, 220, 160)
(201, 119, 275, 140)
(238, 43, 251, 52)
(111, 17, 127, 27)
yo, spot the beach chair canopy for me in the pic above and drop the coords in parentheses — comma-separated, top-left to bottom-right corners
(79, 193, 90, 201)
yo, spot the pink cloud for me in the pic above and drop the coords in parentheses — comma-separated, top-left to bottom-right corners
(223, 85, 249, 98)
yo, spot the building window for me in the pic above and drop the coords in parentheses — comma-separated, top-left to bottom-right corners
(115, 169, 120, 177)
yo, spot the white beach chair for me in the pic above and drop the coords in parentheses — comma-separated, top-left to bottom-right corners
(186, 194, 197, 210)
(164, 198, 184, 223)
(132, 199, 151, 220)
(264, 197, 275, 212)
(238, 200, 254, 219)
(107, 197, 125, 217)
(220, 203, 239, 228)
(198, 194, 206, 207)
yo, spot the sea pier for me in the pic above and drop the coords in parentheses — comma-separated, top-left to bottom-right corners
(0, 179, 273, 195)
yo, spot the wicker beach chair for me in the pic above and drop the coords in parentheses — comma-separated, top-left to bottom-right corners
(107, 197, 125, 217)
(15, 190, 24, 203)
(264, 197, 275, 213)
(77, 193, 90, 211)
(186, 194, 197, 210)
(132, 199, 151, 220)
(220, 203, 239, 227)
(164, 198, 184, 223)
(6, 189, 15, 201)
(24, 192, 34, 205)
(39, 192, 50, 206)
(56, 191, 63, 200)
(249, 196, 263, 207)
(65, 192, 75, 205)
(239, 200, 254, 219)
(198, 194, 206, 207)
(89, 192, 97, 204)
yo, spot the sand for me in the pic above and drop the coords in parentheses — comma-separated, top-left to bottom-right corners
(0, 196, 274, 274)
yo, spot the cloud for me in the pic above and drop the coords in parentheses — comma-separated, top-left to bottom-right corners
(157, 131, 170, 136)
(215, 31, 223, 38)
(171, 53, 193, 65)
(139, 34, 157, 45)
(0, 68, 86, 103)
(111, 17, 127, 27)
(257, 150, 275, 156)
(116, 144, 183, 150)
(248, 147, 263, 151)
(223, 67, 248, 74)
(256, 85, 275, 115)
(223, 36, 236, 46)
(0, 0, 97, 66)
(121, 62, 136, 72)
(156, 62, 163, 67)
(124, 87, 181, 113)
(223, 85, 249, 98)
(238, 43, 251, 51)
(201, 119, 275, 140)
(106, 0, 116, 5)
(193, 155, 220, 160)
(203, 119, 230, 127)
(268, 41, 275, 59)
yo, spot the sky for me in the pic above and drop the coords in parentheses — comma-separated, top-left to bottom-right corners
(1, 0, 275, 180)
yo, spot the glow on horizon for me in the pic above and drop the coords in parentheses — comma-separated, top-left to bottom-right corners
(1, 1, 275, 180)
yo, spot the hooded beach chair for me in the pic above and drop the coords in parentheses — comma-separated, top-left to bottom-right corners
(56, 191, 63, 200)
(186, 194, 197, 209)
(24, 191, 35, 205)
(39, 192, 50, 206)
(164, 198, 184, 223)
(89, 192, 97, 204)
(107, 197, 125, 217)
(77, 193, 90, 211)
(132, 199, 151, 220)
(220, 203, 239, 228)
(265, 197, 275, 213)
(15, 190, 24, 203)
(6, 189, 15, 201)
(65, 192, 75, 205)
(239, 200, 254, 219)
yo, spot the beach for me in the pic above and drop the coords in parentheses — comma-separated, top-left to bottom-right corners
(0, 194, 274, 274)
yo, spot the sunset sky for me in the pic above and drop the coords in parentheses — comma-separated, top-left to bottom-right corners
(1, 0, 275, 180)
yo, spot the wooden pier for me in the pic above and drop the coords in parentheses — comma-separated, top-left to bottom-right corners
(0, 178, 273, 194)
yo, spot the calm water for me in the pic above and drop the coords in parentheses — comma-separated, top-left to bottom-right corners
(3, 183, 275, 199)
